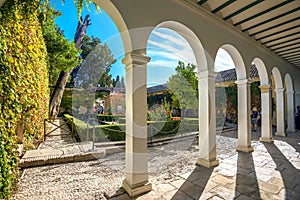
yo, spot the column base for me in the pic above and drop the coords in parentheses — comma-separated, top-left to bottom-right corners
(275, 131, 286, 137)
(122, 180, 152, 197)
(196, 158, 219, 168)
(286, 128, 295, 133)
(259, 137, 274, 143)
(236, 145, 254, 153)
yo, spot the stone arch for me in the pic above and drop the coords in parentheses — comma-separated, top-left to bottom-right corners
(271, 67, 285, 136)
(251, 58, 273, 142)
(215, 44, 252, 152)
(271, 67, 283, 89)
(218, 44, 247, 80)
(154, 21, 208, 70)
(285, 73, 295, 132)
(148, 21, 219, 168)
(252, 58, 269, 85)
(285, 73, 294, 92)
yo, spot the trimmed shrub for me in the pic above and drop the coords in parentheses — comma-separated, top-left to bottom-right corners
(97, 114, 125, 122)
(64, 114, 125, 142)
(148, 119, 198, 138)
(65, 114, 199, 143)
(118, 117, 126, 124)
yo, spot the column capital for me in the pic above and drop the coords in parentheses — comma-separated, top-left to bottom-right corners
(235, 79, 251, 85)
(286, 90, 294, 94)
(197, 69, 217, 80)
(259, 84, 271, 93)
(275, 88, 285, 93)
(122, 50, 150, 70)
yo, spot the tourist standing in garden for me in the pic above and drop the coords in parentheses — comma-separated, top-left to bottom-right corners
(251, 107, 260, 132)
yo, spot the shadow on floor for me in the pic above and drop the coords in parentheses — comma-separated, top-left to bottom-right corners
(273, 130, 300, 153)
(170, 165, 213, 200)
(235, 152, 262, 199)
(263, 142, 300, 199)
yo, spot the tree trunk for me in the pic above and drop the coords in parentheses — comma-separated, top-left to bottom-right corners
(48, 15, 91, 119)
(74, 15, 91, 49)
(49, 71, 70, 119)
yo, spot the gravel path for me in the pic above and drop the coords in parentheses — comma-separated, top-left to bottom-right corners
(12, 132, 239, 200)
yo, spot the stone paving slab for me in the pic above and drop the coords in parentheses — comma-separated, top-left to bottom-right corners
(22, 149, 64, 158)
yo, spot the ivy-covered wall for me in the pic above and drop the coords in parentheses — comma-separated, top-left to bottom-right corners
(0, 0, 49, 198)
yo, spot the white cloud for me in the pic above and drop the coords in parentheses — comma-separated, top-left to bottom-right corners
(145, 28, 202, 86)
(215, 48, 235, 72)
(148, 40, 196, 64)
(147, 59, 179, 68)
(147, 50, 178, 61)
(152, 30, 187, 47)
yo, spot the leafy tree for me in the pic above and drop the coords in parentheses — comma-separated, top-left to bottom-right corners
(70, 0, 100, 19)
(38, 4, 80, 86)
(80, 35, 101, 59)
(120, 76, 125, 88)
(74, 35, 116, 88)
(113, 75, 120, 87)
(112, 75, 125, 88)
(38, 3, 84, 118)
(224, 85, 237, 121)
(251, 81, 261, 110)
(99, 69, 113, 88)
(167, 61, 198, 117)
(0, 0, 99, 197)
(219, 82, 261, 122)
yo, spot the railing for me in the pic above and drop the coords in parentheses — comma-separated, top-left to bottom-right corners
(44, 117, 74, 141)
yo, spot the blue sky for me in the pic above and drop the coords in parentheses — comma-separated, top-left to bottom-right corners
(147, 28, 197, 86)
(51, 1, 234, 87)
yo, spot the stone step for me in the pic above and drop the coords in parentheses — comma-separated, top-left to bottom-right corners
(19, 150, 106, 168)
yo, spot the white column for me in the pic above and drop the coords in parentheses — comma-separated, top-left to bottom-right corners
(121, 50, 152, 197)
(275, 88, 286, 136)
(259, 85, 273, 143)
(286, 90, 295, 132)
(235, 79, 253, 152)
(196, 70, 219, 168)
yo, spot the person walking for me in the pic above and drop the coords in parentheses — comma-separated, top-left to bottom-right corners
(251, 107, 260, 132)
(296, 105, 300, 130)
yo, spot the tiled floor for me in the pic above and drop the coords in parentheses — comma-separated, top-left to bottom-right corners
(115, 131, 300, 200)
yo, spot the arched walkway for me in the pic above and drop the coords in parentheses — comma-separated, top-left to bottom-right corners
(271, 67, 286, 136)
(4, 0, 300, 199)
(252, 58, 273, 143)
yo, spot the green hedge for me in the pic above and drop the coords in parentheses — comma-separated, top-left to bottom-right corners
(97, 114, 125, 122)
(71, 114, 125, 124)
(118, 117, 126, 124)
(65, 114, 198, 143)
(148, 119, 198, 138)
(64, 114, 125, 142)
